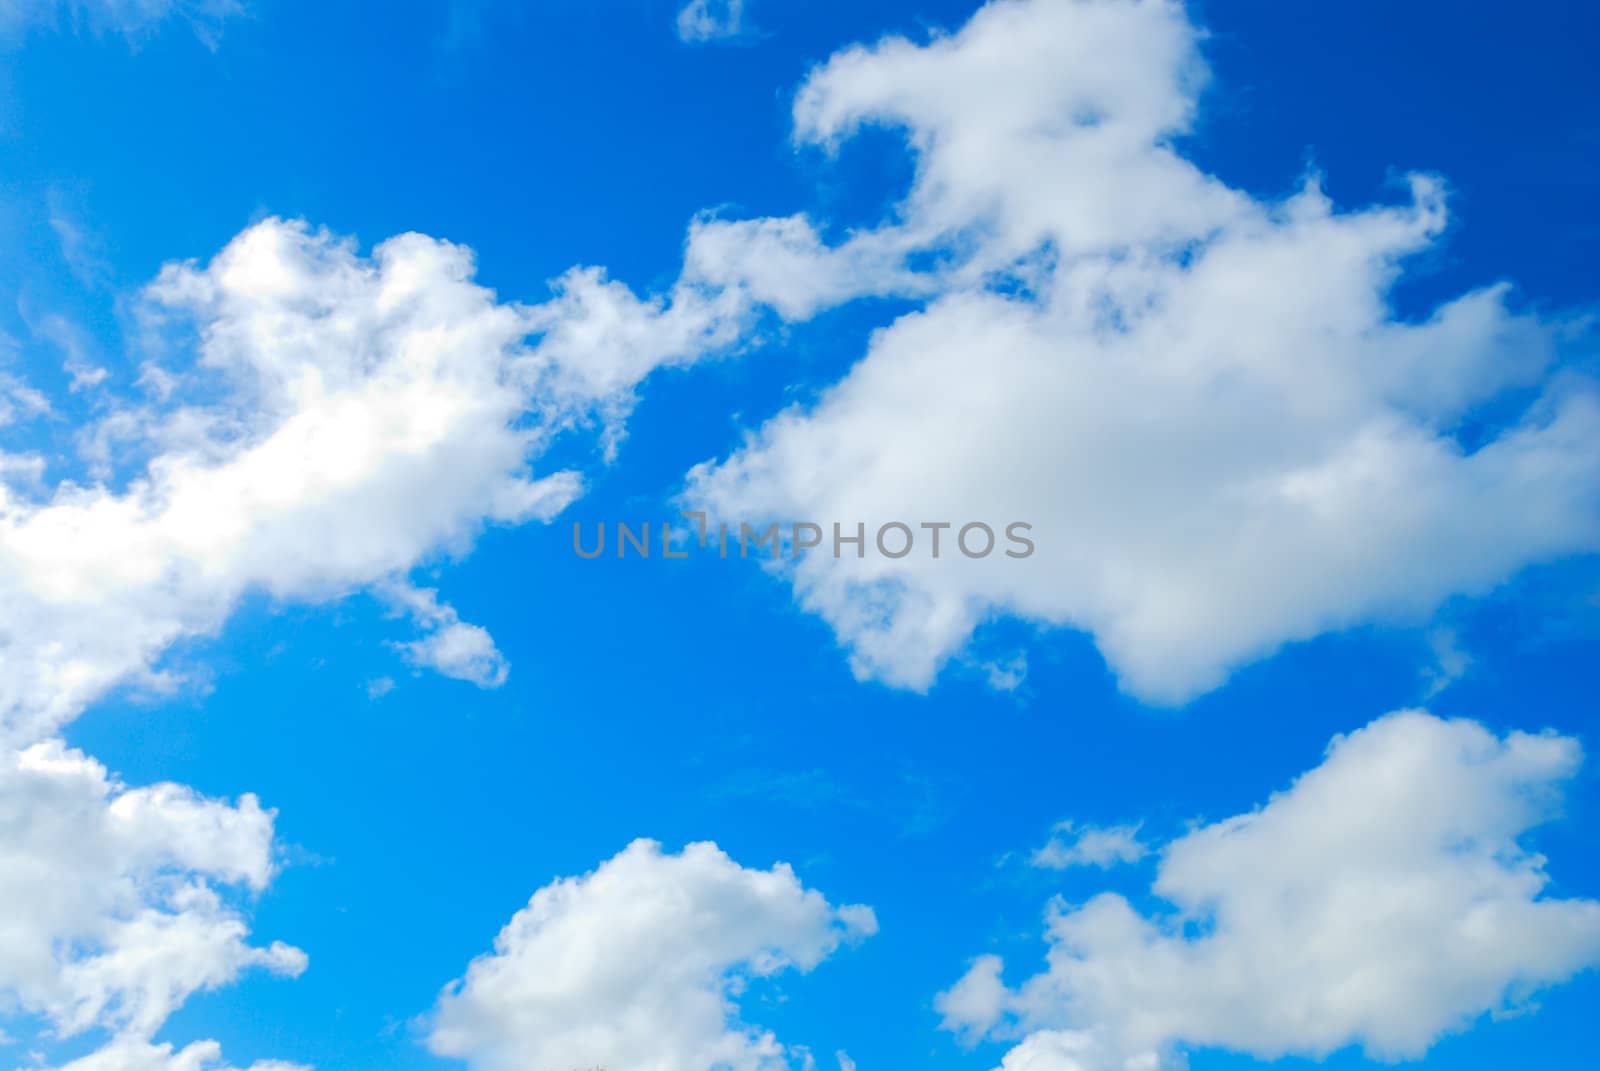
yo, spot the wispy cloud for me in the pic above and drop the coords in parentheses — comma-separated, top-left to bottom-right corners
(675, 0, 746, 43)
(1030, 821, 1147, 870)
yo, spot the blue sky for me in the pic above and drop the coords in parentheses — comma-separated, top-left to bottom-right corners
(1, 3, 1598, 1071)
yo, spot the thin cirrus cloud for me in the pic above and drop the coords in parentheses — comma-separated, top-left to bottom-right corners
(426, 839, 876, 1071)
(0, 0, 245, 43)
(684, 0, 1600, 704)
(938, 710, 1600, 1071)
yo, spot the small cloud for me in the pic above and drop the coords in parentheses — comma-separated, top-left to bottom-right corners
(382, 582, 510, 689)
(0, 373, 51, 426)
(400, 618, 509, 689)
(67, 360, 109, 392)
(1031, 821, 1147, 870)
(675, 0, 746, 43)
(1421, 627, 1472, 698)
(364, 676, 396, 700)
(979, 652, 1027, 692)
(0, 333, 51, 426)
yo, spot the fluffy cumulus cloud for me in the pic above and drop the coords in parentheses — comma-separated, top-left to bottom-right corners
(0, 217, 762, 744)
(0, 739, 304, 1066)
(428, 839, 877, 1071)
(938, 710, 1600, 1070)
(685, 0, 1600, 703)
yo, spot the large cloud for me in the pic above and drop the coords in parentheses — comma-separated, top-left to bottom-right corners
(0, 217, 760, 744)
(938, 710, 1600, 1070)
(686, 0, 1600, 703)
(427, 839, 877, 1071)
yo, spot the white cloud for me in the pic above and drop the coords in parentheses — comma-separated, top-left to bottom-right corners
(427, 839, 876, 1071)
(0, 216, 764, 744)
(991, 1031, 1147, 1071)
(382, 583, 509, 689)
(1030, 822, 1146, 870)
(938, 710, 1600, 1070)
(42, 1037, 306, 1071)
(0, 369, 51, 426)
(400, 616, 506, 687)
(681, 213, 925, 322)
(675, 0, 746, 43)
(685, 0, 1600, 704)
(517, 259, 755, 454)
(0, 739, 303, 1047)
(789, 0, 1239, 259)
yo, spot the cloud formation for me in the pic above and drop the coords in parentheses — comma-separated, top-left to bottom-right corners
(686, 0, 1600, 703)
(0, 214, 763, 1063)
(6, 4, 1597, 1069)
(0, 217, 765, 744)
(939, 710, 1600, 1070)
(428, 839, 876, 1071)
(0, 738, 304, 1066)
